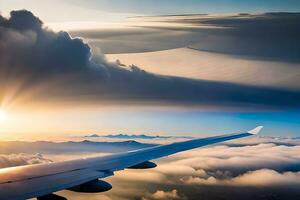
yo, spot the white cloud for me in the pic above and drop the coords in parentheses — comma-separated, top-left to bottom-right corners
(0, 153, 51, 168)
(114, 170, 166, 183)
(183, 169, 300, 187)
(112, 137, 300, 188)
(142, 189, 185, 200)
(231, 169, 300, 186)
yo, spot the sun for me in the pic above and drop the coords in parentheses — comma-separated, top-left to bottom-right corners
(0, 109, 7, 123)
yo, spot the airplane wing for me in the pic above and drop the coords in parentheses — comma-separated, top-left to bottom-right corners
(0, 126, 263, 200)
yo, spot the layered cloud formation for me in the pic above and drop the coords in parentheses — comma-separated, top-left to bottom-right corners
(1, 10, 300, 110)
(75, 13, 300, 63)
(188, 13, 300, 63)
(92, 13, 300, 91)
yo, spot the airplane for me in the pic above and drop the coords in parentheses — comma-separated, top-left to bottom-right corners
(0, 126, 263, 200)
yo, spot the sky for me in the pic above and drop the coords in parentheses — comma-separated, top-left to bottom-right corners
(69, 0, 300, 14)
(0, 1, 299, 139)
(1, 108, 300, 140)
(1, 0, 300, 23)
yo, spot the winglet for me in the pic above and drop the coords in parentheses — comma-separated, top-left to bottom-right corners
(248, 126, 263, 135)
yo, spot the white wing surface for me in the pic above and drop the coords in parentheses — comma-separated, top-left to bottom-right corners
(0, 127, 262, 200)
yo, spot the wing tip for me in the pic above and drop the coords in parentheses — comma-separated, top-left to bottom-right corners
(248, 126, 263, 135)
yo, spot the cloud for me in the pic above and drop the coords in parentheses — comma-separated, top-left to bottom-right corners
(0, 153, 51, 168)
(170, 142, 300, 175)
(182, 169, 300, 187)
(224, 136, 300, 147)
(120, 13, 300, 63)
(1, 10, 300, 110)
(189, 13, 300, 63)
(167, 142, 300, 187)
(114, 170, 166, 183)
(231, 169, 300, 186)
(142, 189, 185, 200)
(110, 136, 300, 188)
(0, 10, 97, 73)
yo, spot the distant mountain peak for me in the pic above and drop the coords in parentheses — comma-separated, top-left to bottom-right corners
(84, 133, 172, 140)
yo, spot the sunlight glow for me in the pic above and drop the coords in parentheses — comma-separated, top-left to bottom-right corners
(0, 109, 7, 123)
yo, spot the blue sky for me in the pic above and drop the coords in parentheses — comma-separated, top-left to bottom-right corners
(1, 0, 300, 23)
(70, 0, 300, 14)
(39, 109, 298, 137)
(94, 110, 300, 137)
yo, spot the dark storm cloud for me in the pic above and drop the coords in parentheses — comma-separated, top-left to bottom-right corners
(0, 10, 94, 72)
(1, 10, 300, 109)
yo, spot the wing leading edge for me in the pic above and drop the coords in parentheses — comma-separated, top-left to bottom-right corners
(0, 126, 262, 200)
